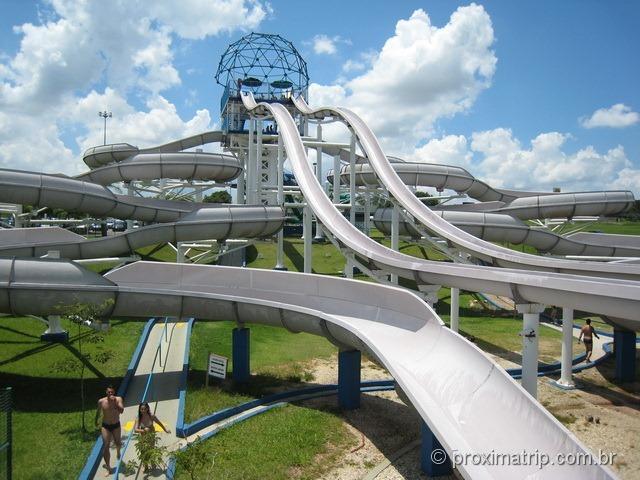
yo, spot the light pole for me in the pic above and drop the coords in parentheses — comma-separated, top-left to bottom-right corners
(98, 110, 112, 145)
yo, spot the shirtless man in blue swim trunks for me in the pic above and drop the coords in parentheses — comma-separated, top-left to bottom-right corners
(95, 385, 124, 476)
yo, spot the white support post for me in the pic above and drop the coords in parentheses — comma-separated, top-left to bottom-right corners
(247, 120, 255, 204)
(177, 242, 186, 263)
(349, 133, 356, 225)
(516, 303, 545, 398)
(450, 287, 460, 333)
(14, 204, 23, 228)
(303, 205, 312, 273)
(314, 124, 324, 241)
(125, 183, 134, 229)
(275, 133, 286, 270)
(363, 191, 371, 236)
(237, 151, 246, 204)
(390, 204, 399, 284)
(333, 154, 340, 204)
(256, 119, 263, 204)
(556, 307, 576, 389)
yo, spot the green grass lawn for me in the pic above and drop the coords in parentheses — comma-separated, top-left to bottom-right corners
(179, 321, 349, 480)
(0, 315, 145, 479)
(185, 321, 336, 421)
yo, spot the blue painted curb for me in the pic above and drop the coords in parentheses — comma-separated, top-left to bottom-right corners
(77, 318, 157, 480)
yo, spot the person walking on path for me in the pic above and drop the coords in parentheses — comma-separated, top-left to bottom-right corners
(578, 319, 600, 363)
(95, 385, 124, 476)
(134, 402, 171, 434)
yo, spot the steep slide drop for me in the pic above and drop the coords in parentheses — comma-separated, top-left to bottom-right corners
(292, 96, 640, 281)
(0, 257, 619, 479)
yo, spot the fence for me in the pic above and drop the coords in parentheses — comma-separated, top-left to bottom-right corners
(0, 388, 12, 480)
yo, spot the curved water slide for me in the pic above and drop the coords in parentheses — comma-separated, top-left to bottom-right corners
(82, 132, 224, 168)
(335, 163, 635, 217)
(0, 258, 622, 479)
(291, 96, 640, 281)
(0, 206, 283, 259)
(372, 208, 640, 257)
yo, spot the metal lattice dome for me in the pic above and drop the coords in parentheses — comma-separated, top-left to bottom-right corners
(215, 32, 309, 99)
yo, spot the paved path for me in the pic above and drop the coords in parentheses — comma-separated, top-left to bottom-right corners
(94, 319, 188, 479)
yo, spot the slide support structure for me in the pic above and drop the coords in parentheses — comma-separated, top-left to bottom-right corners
(274, 132, 287, 271)
(390, 204, 399, 284)
(517, 303, 545, 398)
(314, 124, 324, 241)
(614, 328, 637, 383)
(555, 307, 575, 389)
(450, 287, 460, 333)
(303, 206, 312, 273)
(232, 327, 250, 384)
(40, 315, 68, 342)
(338, 349, 361, 410)
(421, 421, 452, 477)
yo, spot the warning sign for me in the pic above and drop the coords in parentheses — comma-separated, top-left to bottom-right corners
(206, 352, 228, 385)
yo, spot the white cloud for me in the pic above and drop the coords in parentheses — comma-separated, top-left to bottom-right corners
(580, 103, 639, 129)
(0, 0, 266, 174)
(414, 128, 640, 195)
(310, 34, 351, 55)
(342, 59, 365, 73)
(309, 5, 497, 154)
(409, 135, 473, 168)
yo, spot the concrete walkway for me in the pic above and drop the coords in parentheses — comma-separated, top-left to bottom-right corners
(94, 319, 188, 479)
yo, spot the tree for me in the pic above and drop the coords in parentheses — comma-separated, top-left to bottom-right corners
(134, 431, 168, 472)
(415, 190, 439, 207)
(170, 437, 215, 480)
(203, 190, 232, 204)
(55, 299, 115, 435)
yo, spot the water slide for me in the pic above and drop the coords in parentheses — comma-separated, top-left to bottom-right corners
(372, 208, 640, 257)
(335, 162, 635, 218)
(0, 206, 283, 259)
(290, 96, 640, 281)
(0, 257, 622, 479)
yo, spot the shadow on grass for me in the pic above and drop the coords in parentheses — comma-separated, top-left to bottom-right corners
(0, 371, 125, 413)
(283, 240, 306, 273)
(0, 325, 40, 339)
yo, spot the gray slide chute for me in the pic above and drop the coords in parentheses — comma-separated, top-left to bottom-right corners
(373, 208, 640, 257)
(0, 168, 220, 223)
(0, 257, 619, 480)
(76, 152, 242, 185)
(336, 162, 635, 219)
(0, 206, 283, 259)
(242, 93, 640, 326)
(291, 96, 640, 280)
(82, 131, 224, 168)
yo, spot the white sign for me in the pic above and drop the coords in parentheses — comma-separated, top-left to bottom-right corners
(206, 352, 228, 385)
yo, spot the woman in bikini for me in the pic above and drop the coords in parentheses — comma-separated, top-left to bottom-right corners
(134, 402, 171, 434)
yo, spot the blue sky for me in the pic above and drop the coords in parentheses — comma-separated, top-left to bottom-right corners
(0, 0, 639, 193)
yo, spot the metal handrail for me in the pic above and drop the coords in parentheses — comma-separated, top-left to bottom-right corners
(112, 317, 170, 478)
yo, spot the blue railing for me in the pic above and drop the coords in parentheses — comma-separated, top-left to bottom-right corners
(112, 317, 171, 478)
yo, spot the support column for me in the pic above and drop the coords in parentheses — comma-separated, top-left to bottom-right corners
(274, 132, 287, 271)
(40, 315, 68, 342)
(516, 303, 545, 398)
(363, 191, 371, 236)
(554, 307, 575, 389)
(418, 285, 440, 309)
(232, 327, 250, 383)
(14, 204, 23, 228)
(247, 120, 255, 204)
(176, 242, 186, 263)
(338, 350, 361, 410)
(314, 124, 324, 241)
(614, 328, 637, 383)
(421, 421, 452, 476)
(390, 205, 399, 284)
(303, 206, 312, 273)
(256, 120, 263, 204)
(125, 183, 134, 229)
(349, 134, 356, 225)
(333, 154, 340, 204)
(236, 158, 245, 205)
(450, 287, 460, 333)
